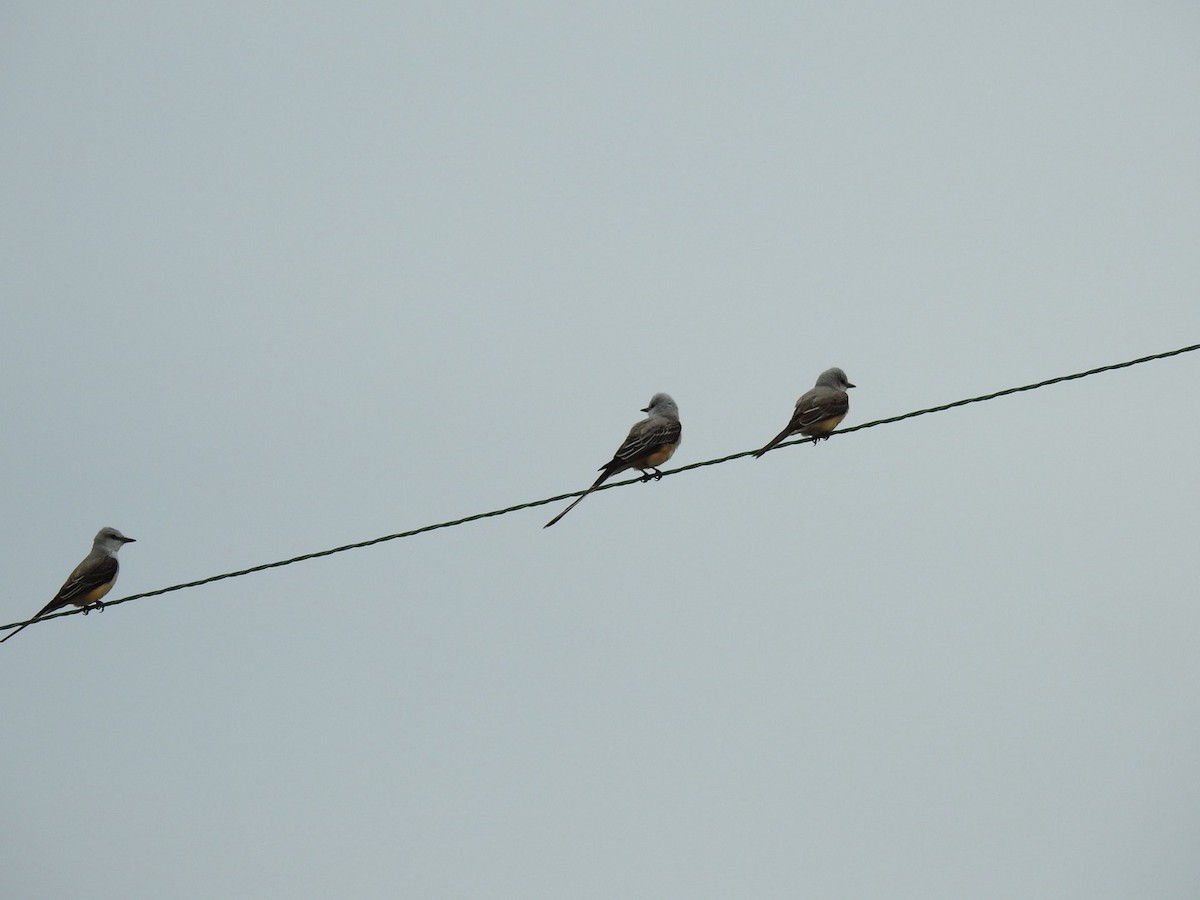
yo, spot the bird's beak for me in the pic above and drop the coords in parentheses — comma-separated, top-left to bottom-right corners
(847, 383, 857, 389)
(640, 406, 650, 413)
(123, 537, 137, 543)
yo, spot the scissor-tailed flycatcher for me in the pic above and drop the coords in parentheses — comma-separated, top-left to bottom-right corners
(544, 393, 682, 528)
(754, 367, 855, 457)
(1, 527, 136, 643)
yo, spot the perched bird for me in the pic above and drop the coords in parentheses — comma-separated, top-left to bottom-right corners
(754, 367, 856, 457)
(544, 393, 682, 528)
(1, 527, 136, 643)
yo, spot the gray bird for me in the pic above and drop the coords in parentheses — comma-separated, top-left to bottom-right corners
(754, 368, 856, 457)
(545, 393, 682, 528)
(2, 527, 136, 643)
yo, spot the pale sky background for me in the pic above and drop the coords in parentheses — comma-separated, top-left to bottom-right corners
(2, 2, 1199, 897)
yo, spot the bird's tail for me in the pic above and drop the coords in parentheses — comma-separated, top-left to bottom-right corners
(0, 619, 35, 643)
(1, 598, 67, 644)
(543, 470, 612, 528)
(753, 425, 795, 458)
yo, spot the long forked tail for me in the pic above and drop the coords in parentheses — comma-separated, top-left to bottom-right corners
(543, 490, 592, 528)
(753, 425, 794, 458)
(1, 597, 68, 644)
(543, 470, 613, 528)
(1, 619, 36, 643)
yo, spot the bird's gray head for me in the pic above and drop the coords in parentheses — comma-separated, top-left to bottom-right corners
(94, 527, 136, 553)
(641, 392, 679, 419)
(816, 368, 855, 391)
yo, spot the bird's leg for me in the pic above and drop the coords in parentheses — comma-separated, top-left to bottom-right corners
(639, 468, 664, 482)
(83, 601, 106, 615)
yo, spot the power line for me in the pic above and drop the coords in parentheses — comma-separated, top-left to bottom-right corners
(4, 342, 1197, 638)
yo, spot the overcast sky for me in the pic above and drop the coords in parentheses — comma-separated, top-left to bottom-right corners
(3, 2, 1199, 897)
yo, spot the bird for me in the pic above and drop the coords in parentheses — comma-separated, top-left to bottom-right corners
(1, 527, 136, 643)
(544, 393, 682, 528)
(754, 367, 856, 457)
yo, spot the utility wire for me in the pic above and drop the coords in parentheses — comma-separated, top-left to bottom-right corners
(4, 342, 1197, 637)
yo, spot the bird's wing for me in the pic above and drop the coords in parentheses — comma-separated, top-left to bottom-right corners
(37, 554, 119, 617)
(789, 387, 848, 431)
(607, 417, 682, 468)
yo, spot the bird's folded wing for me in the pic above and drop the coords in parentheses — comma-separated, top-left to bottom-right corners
(791, 390, 848, 430)
(611, 418, 682, 465)
(48, 555, 118, 609)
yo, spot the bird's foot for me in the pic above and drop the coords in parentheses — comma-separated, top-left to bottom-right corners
(640, 468, 664, 482)
(83, 601, 106, 615)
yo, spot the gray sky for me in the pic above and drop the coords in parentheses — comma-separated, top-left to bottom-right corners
(3, 2, 1199, 897)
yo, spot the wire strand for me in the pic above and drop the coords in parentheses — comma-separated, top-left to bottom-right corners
(4, 342, 1197, 637)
